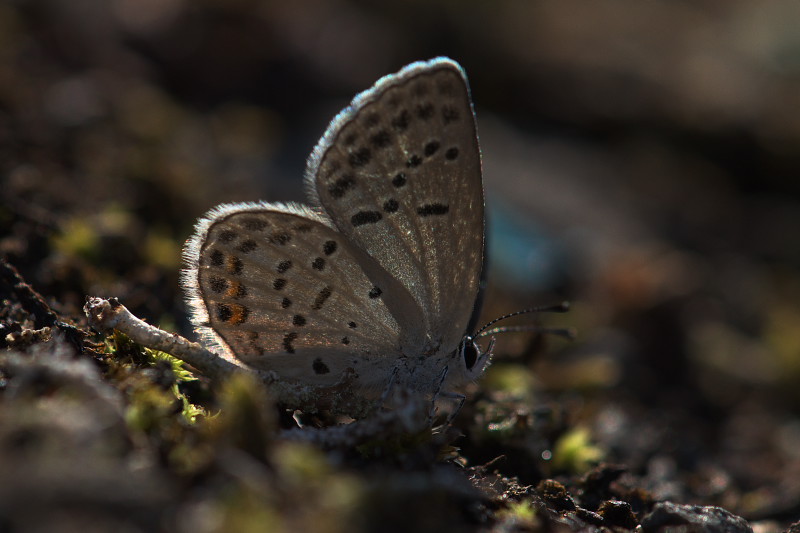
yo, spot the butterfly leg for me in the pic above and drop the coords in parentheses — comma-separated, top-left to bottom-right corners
(379, 366, 401, 408)
(438, 391, 466, 425)
(427, 366, 465, 424)
(428, 366, 449, 419)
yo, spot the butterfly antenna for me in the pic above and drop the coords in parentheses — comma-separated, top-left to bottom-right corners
(474, 301, 571, 338)
(478, 325, 576, 340)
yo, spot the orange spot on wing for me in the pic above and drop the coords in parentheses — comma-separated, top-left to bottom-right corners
(226, 255, 243, 275)
(228, 303, 248, 325)
(226, 280, 244, 299)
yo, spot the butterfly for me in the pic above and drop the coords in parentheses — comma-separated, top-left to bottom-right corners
(181, 57, 489, 419)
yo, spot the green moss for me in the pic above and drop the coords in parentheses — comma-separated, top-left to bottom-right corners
(145, 229, 181, 270)
(52, 216, 101, 261)
(482, 363, 537, 400)
(205, 373, 276, 462)
(106, 332, 207, 425)
(274, 442, 332, 481)
(496, 499, 537, 526)
(766, 302, 800, 377)
(551, 427, 604, 474)
(124, 381, 180, 433)
(273, 442, 364, 531)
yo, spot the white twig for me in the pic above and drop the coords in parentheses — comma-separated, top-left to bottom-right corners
(84, 296, 245, 381)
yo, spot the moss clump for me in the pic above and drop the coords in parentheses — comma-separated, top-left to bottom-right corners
(552, 427, 604, 474)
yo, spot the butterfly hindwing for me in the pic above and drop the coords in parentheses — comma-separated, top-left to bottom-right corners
(183, 202, 424, 387)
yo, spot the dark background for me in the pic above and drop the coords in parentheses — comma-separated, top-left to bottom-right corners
(2, 1, 800, 531)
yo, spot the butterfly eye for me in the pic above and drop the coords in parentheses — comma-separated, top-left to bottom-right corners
(461, 337, 479, 370)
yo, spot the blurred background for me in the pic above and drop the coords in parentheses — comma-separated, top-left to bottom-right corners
(2, 0, 800, 521)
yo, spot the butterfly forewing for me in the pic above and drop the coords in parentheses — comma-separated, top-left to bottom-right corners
(308, 59, 484, 355)
(184, 202, 425, 385)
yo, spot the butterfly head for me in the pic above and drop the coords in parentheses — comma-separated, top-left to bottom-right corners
(456, 334, 494, 380)
(453, 302, 573, 383)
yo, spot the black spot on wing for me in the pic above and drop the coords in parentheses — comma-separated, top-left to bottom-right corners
(329, 175, 356, 199)
(230, 281, 247, 299)
(209, 276, 227, 293)
(311, 286, 332, 310)
(247, 331, 265, 356)
(417, 204, 450, 216)
(351, 211, 382, 227)
(349, 147, 371, 168)
(216, 303, 232, 322)
(391, 110, 410, 131)
(312, 358, 330, 375)
(219, 230, 237, 243)
(283, 332, 297, 354)
(323, 240, 337, 255)
(442, 106, 460, 124)
(383, 199, 399, 213)
(217, 303, 248, 325)
(242, 218, 268, 231)
(226, 256, 243, 275)
(237, 240, 257, 253)
(424, 141, 440, 157)
(269, 232, 291, 245)
(370, 130, 391, 148)
(406, 155, 422, 168)
(416, 103, 435, 120)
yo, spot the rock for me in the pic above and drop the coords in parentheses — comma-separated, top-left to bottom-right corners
(641, 502, 753, 533)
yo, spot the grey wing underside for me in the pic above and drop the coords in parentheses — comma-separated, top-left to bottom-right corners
(181, 202, 424, 387)
(306, 58, 484, 355)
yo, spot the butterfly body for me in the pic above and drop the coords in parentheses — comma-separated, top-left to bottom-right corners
(182, 58, 489, 418)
